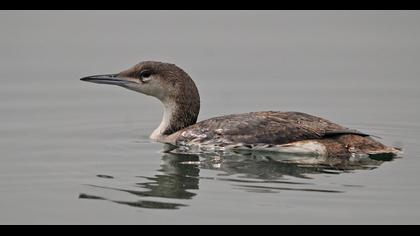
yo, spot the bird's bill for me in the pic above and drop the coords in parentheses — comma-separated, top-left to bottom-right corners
(80, 74, 137, 86)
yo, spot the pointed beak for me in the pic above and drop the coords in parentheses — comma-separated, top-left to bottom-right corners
(80, 74, 137, 86)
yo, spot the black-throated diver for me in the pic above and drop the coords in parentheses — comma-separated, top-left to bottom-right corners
(81, 61, 400, 158)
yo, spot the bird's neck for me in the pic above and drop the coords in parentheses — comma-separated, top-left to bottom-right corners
(150, 96, 200, 140)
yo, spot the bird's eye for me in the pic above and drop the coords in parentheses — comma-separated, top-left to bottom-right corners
(140, 70, 152, 81)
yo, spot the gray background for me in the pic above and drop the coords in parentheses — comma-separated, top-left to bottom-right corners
(0, 10, 419, 224)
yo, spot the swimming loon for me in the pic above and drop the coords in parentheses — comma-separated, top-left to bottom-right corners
(81, 61, 400, 158)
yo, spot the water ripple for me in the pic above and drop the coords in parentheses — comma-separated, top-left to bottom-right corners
(80, 151, 397, 210)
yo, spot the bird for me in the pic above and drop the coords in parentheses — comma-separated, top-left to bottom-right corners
(81, 61, 401, 158)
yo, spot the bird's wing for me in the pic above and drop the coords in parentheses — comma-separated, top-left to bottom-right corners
(174, 111, 370, 146)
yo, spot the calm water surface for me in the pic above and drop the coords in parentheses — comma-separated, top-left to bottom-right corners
(1, 11, 420, 224)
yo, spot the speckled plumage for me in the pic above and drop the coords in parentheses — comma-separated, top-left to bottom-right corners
(172, 111, 361, 145)
(166, 111, 396, 157)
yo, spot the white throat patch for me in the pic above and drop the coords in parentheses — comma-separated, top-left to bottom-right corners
(150, 100, 177, 140)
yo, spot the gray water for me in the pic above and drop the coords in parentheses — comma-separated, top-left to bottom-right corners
(1, 10, 420, 224)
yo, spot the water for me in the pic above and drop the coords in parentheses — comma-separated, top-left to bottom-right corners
(1, 10, 420, 224)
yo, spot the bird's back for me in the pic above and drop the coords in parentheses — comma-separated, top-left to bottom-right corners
(164, 111, 399, 158)
(168, 111, 359, 145)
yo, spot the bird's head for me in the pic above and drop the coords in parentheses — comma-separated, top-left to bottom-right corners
(81, 61, 199, 103)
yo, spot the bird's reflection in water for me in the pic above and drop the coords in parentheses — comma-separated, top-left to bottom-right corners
(79, 154, 200, 209)
(79, 150, 398, 210)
